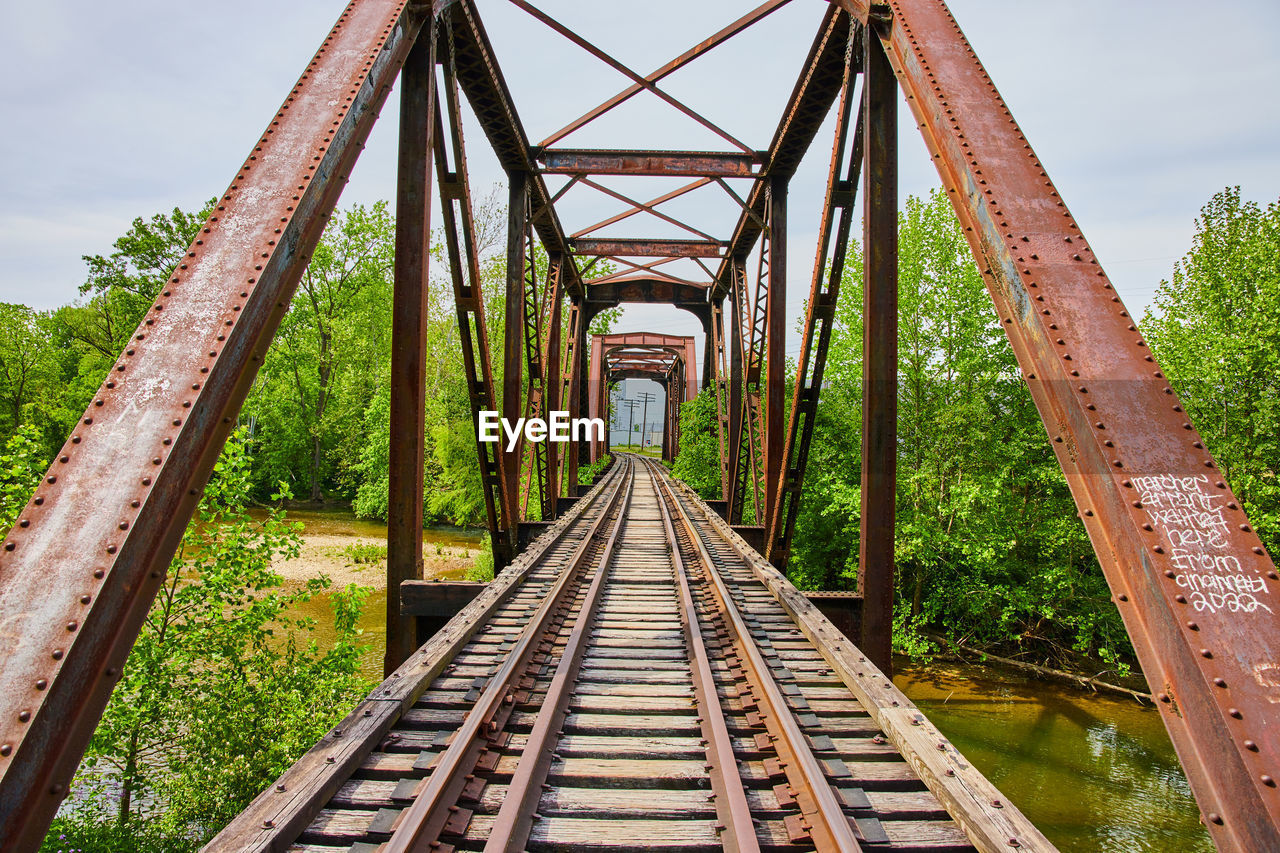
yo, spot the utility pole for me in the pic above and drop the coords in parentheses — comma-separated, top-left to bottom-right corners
(619, 399, 639, 450)
(636, 390, 657, 450)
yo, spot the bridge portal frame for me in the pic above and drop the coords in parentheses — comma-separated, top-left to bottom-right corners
(0, 0, 1278, 850)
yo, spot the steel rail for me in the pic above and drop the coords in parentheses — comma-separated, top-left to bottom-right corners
(482, 457, 636, 851)
(383, 456, 635, 852)
(647, 458, 760, 852)
(646, 459, 862, 851)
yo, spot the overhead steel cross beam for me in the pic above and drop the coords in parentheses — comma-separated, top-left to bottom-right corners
(0, 1, 429, 847)
(712, 6, 851, 300)
(539, 0, 795, 147)
(507, 0, 753, 154)
(449, 0, 583, 300)
(834, 0, 1280, 847)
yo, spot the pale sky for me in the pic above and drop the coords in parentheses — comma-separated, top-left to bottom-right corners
(3, 0, 1278, 373)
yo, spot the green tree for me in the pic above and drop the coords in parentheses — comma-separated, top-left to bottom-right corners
(671, 388, 722, 499)
(72, 430, 371, 837)
(261, 202, 395, 501)
(1143, 186, 1280, 554)
(778, 189, 1121, 664)
(67, 204, 213, 363)
(0, 424, 44, 537)
(0, 305, 59, 435)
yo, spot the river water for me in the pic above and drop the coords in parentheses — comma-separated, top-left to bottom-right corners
(896, 662, 1212, 851)
(285, 509, 1212, 852)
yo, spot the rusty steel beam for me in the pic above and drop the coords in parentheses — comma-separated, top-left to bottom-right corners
(503, 173, 529, 524)
(0, 2, 429, 847)
(762, 174, 787, 537)
(712, 6, 850, 299)
(539, 0, 795, 148)
(507, 0, 753, 154)
(711, 297, 731, 498)
(449, 1, 582, 299)
(385, 26, 436, 677)
(572, 238, 724, 258)
(836, 0, 1280, 845)
(434, 36, 511, 568)
(540, 149, 761, 178)
(540, 256, 564, 517)
(766, 30, 863, 569)
(858, 26, 897, 676)
(584, 277, 709, 308)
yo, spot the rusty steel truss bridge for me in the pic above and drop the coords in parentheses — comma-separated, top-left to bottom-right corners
(1, 1, 1279, 851)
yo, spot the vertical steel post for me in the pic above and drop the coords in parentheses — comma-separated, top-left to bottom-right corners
(385, 26, 435, 677)
(541, 256, 563, 518)
(711, 297, 730, 497)
(503, 173, 528, 524)
(726, 259, 746, 517)
(763, 176, 787, 536)
(588, 335, 605, 462)
(859, 26, 897, 675)
(562, 299, 584, 493)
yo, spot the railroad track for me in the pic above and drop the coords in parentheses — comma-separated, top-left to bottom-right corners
(212, 454, 1052, 853)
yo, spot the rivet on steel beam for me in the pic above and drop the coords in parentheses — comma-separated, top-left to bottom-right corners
(1207, 814, 1223, 825)
(3, 542, 13, 552)
(66, 622, 77, 632)
(1263, 776, 1276, 788)
(18, 711, 30, 722)
(0, 744, 10, 756)
(1186, 620, 1199, 631)
(1246, 740, 1259, 751)
(1200, 649, 1212, 658)
(1214, 678, 1227, 688)
(93, 568, 104, 578)
(1229, 708, 1242, 719)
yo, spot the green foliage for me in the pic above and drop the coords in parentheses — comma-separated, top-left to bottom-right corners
(0, 423, 46, 536)
(671, 388, 722, 499)
(577, 453, 613, 488)
(467, 535, 496, 582)
(1142, 186, 1280, 555)
(343, 541, 387, 564)
(71, 430, 372, 839)
(40, 813, 198, 853)
(783, 188, 1125, 666)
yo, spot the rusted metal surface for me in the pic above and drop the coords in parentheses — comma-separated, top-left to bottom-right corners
(766, 28, 863, 568)
(539, 148, 761, 177)
(650, 459, 862, 850)
(386, 25, 437, 677)
(712, 7, 850, 300)
(835, 0, 1280, 845)
(762, 173, 787, 536)
(449, 0, 582, 299)
(650, 459, 759, 851)
(434, 25, 511, 565)
(383, 459, 635, 852)
(502, 173, 529, 526)
(0, 2, 427, 846)
(858, 25, 897, 676)
(507, 0, 753, 154)
(480, 467, 633, 852)
(571, 237, 725, 259)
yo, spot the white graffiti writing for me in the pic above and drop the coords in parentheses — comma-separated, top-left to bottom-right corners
(1131, 473, 1271, 616)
